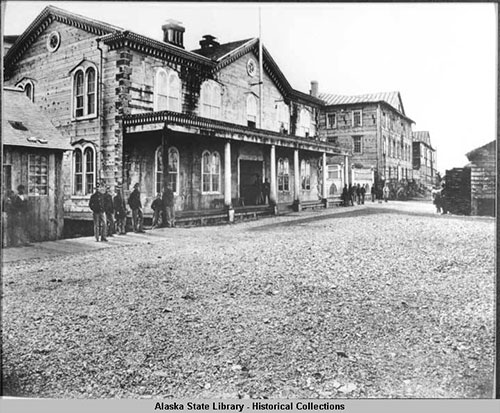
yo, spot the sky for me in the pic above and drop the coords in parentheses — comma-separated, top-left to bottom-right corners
(3, 1, 497, 173)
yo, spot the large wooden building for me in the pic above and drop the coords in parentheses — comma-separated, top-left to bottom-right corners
(2, 87, 72, 245)
(4, 6, 346, 229)
(412, 131, 437, 189)
(316, 89, 415, 192)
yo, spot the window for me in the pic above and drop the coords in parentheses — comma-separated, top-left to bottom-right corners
(352, 110, 362, 127)
(168, 147, 179, 193)
(28, 154, 48, 196)
(277, 158, 290, 191)
(383, 136, 387, 155)
(202, 151, 221, 193)
(73, 144, 96, 195)
(300, 159, 311, 190)
(353, 136, 362, 153)
(299, 109, 311, 137)
(276, 102, 289, 133)
(200, 80, 222, 119)
(154, 68, 181, 112)
(327, 113, 337, 129)
(72, 64, 97, 119)
(247, 94, 258, 128)
(24, 81, 34, 102)
(327, 136, 338, 145)
(328, 165, 341, 180)
(155, 147, 164, 195)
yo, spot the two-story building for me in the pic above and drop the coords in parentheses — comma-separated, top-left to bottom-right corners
(316, 88, 415, 194)
(4, 6, 345, 229)
(412, 131, 437, 189)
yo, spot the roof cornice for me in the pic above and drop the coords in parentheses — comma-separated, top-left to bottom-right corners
(4, 6, 121, 72)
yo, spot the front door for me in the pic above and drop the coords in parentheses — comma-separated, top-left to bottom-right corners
(239, 160, 263, 206)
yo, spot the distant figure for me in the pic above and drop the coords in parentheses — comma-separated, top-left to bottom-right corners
(162, 183, 175, 228)
(103, 185, 115, 237)
(128, 183, 144, 233)
(383, 183, 390, 202)
(431, 186, 442, 214)
(11, 185, 30, 246)
(360, 184, 366, 205)
(254, 174, 263, 205)
(341, 184, 349, 207)
(370, 184, 376, 202)
(348, 184, 355, 206)
(262, 178, 271, 205)
(89, 183, 107, 242)
(151, 192, 164, 228)
(113, 184, 127, 235)
(356, 183, 361, 205)
(2, 189, 15, 246)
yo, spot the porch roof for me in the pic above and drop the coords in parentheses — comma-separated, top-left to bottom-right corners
(123, 111, 346, 156)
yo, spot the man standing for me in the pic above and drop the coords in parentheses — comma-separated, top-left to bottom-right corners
(11, 185, 30, 246)
(103, 186, 115, 237)
(151, 192, 164, 228)
(128, 183, 144, 233)
(162, 183, 175, 228)
(360, 184, 366, 205)
(89, 183, 107, 242)
(383, 183, 390, 202)
(262, 178, 271, 205)
(113, 184, 127, 235)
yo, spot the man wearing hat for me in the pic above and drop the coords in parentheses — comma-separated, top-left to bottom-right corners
(127, 183, 145, 233)
(89, 183, 107, 242)
(113, 183, 127, 235)
(103, 185, 115, 237)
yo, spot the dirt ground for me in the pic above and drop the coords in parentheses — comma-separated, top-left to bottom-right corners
(1, 201, 495, 398)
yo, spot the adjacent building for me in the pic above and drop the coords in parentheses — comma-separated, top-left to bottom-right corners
(465, 140, 495, 216)
(316, 90, 415, 194)
(412, 131, 437, 189)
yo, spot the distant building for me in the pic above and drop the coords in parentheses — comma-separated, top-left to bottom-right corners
(316, 89, 415, 194)
(465, 140, 495, 216)
(412, 131, 437, 189)
(2, 87, 72, 246)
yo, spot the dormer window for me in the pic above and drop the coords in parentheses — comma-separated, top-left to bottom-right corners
(71, 63, 98, 120)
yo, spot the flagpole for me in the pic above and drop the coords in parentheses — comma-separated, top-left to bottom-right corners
(258, 7, 263, 129)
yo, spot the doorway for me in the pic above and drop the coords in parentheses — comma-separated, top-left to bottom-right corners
(239, 160, 263, 206)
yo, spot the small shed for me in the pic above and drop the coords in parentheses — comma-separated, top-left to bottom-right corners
(465, 140, 496, 217)
(2, 87, 72, 245)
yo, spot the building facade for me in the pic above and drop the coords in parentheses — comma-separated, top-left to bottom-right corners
(316, 89, 415, 193)
(412, 131, 437, 189)
(4, 6, 345, 229)
(465, 140, 495, 216)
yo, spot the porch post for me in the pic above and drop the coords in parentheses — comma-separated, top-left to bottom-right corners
(270, 144, 277, 209)
(322, 152, 328, 200)
(294, 148, 301, 210)
(343, 154, 349, 186)
(224, 140, 234, 222)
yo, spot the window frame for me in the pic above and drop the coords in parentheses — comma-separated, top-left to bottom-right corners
(352, 110, 362, 127)
(300, 159, 311, 190)
(277, 157, 290, 192)
(353, 136, 362, 154)
(246, 94, 258, 128)
(276, 101, 290, 133)
(201, 150, 221, 194)
(327, 113, 337, 129)
(72, 143, 96, 196)
(71, 63, 98, 121)
(154, 146, 164, 195)
(168, 147, 180, 194)
(28, 153, 49, 196)
(298, 108, 311, 138)
(154, 67, 182, 112)
(200, 80, 222, 120)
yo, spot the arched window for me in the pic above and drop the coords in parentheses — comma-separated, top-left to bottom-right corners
(168, 147, 179, 194)
(277, 158, 290, 191)
(202, 150, 221, 193)
(300, 159, 311, 190)
(24, 81, 34, 102)
(73, 144, 96, 195)
(200, 80, 222, 119)
(299, 109, 311, 138)
(276, 102, 289, 133)
(155, 146, 164, 195)
(246, 94, 258, 128)
(72, 63, 97, 119)
(154, 68, 182, 112)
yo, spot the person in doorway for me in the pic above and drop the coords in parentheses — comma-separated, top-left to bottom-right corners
(128, 183, 144, 233)
(103, 185, 115, 237)
(89, 183, 107, 242)
(383, 183, 390, 202)
(113, 184, 127, 235)
(151, 192, 164, 228)
(262, 178, 271, 205)
(162, 183, 175, 228)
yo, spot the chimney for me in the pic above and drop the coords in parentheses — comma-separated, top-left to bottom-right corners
(199, 34, 220, 50)
(162, 19, 185, 49)
(310, 81, 319, 98)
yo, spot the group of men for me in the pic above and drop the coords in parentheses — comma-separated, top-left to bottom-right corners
(89, 182, 175, 242)
(341, 183, 390, 206)
(2, 184, 30, 247)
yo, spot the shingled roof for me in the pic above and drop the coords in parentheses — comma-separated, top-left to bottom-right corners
(3, 88, 72, 151)
(466, 140, 496, 161)
(412, 131, 432, 146)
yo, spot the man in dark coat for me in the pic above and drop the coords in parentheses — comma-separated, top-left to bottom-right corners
(103, 185, 115, 237)
(151, 192, 164, 228)
(341, 184, 349, 207)
(113, 184, 127, 235)
(262, 178, 271, 205)
(89, 183, 107, 242)
(10, 185, 30, 246)
(162, 183, 175, 228)
(356, 183, 361, 205)
(360, 184, 366, 205)
(128, 183, 144, 233)
(348, 184, 355, 206)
